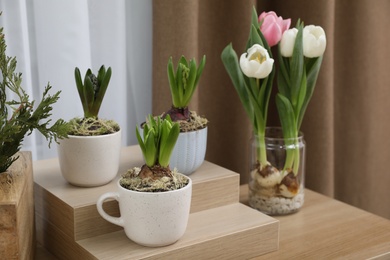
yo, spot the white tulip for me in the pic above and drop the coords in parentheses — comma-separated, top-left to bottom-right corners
(239, 44, 274, 79)
(303, 25, 326, 58)
(280, 28, 298, 57)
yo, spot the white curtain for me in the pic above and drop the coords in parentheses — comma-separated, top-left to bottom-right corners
(0, 0, 152, 160)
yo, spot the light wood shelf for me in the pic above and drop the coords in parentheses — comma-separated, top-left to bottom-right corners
(33, 145, 279, 259)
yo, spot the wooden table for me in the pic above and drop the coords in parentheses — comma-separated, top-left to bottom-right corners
(36, 186, 390, 259)
(240, 186, 390, 259)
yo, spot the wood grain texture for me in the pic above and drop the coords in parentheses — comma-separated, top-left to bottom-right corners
(0, 152, 35, 260)
(34, 145, 278, 259)
(241, 186, 390, 259)
(77, 204, 279, 260)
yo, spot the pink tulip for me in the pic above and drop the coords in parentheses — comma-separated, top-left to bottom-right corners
(258, 11, 291, 47)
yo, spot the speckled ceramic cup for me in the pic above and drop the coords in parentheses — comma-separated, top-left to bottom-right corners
(96, 176, 192, 247)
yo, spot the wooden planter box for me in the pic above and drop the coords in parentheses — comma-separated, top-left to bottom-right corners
(0, 152, 35, 260)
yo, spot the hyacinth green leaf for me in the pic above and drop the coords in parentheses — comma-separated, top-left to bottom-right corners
(83, 76, 95, 118)
(193, 55, 206, 90)
(144, 129, 157, 167)
(179, 55, 188, 67)
(143, 123, 150, 140)
(93, 66, 111, 116)
(97, 65, 106, 87)
(136, 126, 146, 158)
(159, 118, 171, 155)
(182, 58, 198, 106)
(176, 62, 184, 107)
(167, 57, 180, 107)
(159, 122, 180, 167)
(96, 66, 111, 102)
(74, 68, 88, 113)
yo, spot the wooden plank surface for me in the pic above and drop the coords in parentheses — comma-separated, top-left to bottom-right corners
(240, 186, 390, 259)
(77, 203, 279, 260)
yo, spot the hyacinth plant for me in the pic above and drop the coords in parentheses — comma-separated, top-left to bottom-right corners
(0, 25, 70, 173)
(71, 65, 119, 136)
(163, 55, 208, 131)
(120, 115, 189, 192)
(136, 114, 180, 172)
(221, 7, 277, 171)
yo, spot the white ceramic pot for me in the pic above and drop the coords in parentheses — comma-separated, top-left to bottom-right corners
(96, 175, 192, 247)
(170, 126, 207, 175)
(57, 130, 121, 187)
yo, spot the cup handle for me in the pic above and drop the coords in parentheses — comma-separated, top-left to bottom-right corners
(96, 192, 124, 227)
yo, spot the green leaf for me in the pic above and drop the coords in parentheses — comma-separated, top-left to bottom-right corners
(136, 126, 146, 158)
(167, 57, 180, 107)
(93, 66, 111, 116)
(297, 56, 323, 129)
(289, 23, 304, 108)
(159, 123, 180, 167)
(251, 6, 259, 29)
(182, 58, 198, 106)
(179, 55, 188, 67)
(261, 68, 275, 123)
(97, 65, 106, 87)
(295, 70, 307, 125)
(74, 67, 88, 113)
(83, 76, 95, 117)
(193, 55, 206, 93)
(277, 53, 291, 99)
(176, 62, 184, 107)
(221, 44, 255, 128)
(144, 129, 157, 167)
(276, 93, 296, 140)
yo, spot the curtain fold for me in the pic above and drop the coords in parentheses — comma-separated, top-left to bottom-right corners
(0, 0, 153, 160)
(153, 0, 390, 219)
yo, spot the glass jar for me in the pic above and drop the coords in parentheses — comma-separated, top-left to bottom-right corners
(248, 127, 305, 215)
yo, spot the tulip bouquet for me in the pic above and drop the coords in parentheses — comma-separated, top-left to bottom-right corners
(221, 6, 326, 213)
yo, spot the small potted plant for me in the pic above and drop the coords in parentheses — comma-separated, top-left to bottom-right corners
(0, 24, 69, 258)
(57, 65, 121, 187)
(162, 55, 208, 175)
(97, 115, 192, 247)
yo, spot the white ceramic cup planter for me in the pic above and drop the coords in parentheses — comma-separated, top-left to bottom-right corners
(170, 126, 207, 175)
(96, 176, 192, 247)
(57, 130, 121, 187)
